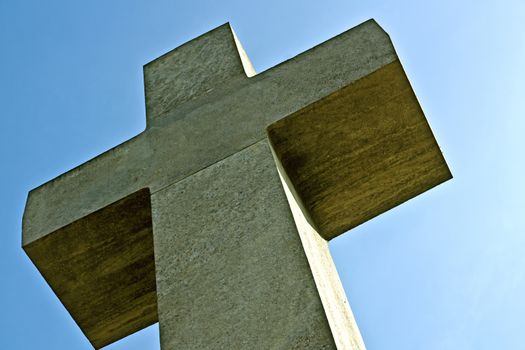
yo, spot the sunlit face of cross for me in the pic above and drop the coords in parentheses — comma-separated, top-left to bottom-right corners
(22, 20, 451, 349)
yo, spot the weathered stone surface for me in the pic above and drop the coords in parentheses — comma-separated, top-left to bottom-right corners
(152, 140, 337, 349)
(23, 189, 157, 349)
(268, 60, 452, 240)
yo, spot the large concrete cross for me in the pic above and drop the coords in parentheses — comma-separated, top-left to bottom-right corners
(22, 20, 451, 349)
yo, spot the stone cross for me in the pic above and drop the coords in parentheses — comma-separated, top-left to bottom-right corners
(22, 20, 451, 349)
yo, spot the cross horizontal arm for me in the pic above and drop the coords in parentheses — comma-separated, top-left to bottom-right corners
(23, 19, 396, 245)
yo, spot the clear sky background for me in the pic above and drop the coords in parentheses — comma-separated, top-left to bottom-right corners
(1, 1, 524, 349)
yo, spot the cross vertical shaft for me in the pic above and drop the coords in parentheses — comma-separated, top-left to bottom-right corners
(152, 140, 359, 348)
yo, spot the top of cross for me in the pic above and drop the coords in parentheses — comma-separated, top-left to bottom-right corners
(144, 23, 256, 125)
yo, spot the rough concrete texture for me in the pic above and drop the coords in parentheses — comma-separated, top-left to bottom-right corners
(21, 18, 451, 349)
(267, 60, 452, 240)
(152, 140, 337, 349)
(144, 24, 255, 124)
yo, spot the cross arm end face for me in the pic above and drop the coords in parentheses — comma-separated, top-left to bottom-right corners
(22, 188, 158, 349)
(267, 59, 452, 241)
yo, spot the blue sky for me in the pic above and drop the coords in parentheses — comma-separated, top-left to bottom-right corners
(1, 1, 524, 349)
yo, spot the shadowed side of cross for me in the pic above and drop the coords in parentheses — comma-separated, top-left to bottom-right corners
(22, 20, 451, 349)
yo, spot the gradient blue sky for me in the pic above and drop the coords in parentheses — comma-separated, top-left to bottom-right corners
(1, 1, 524, 349)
